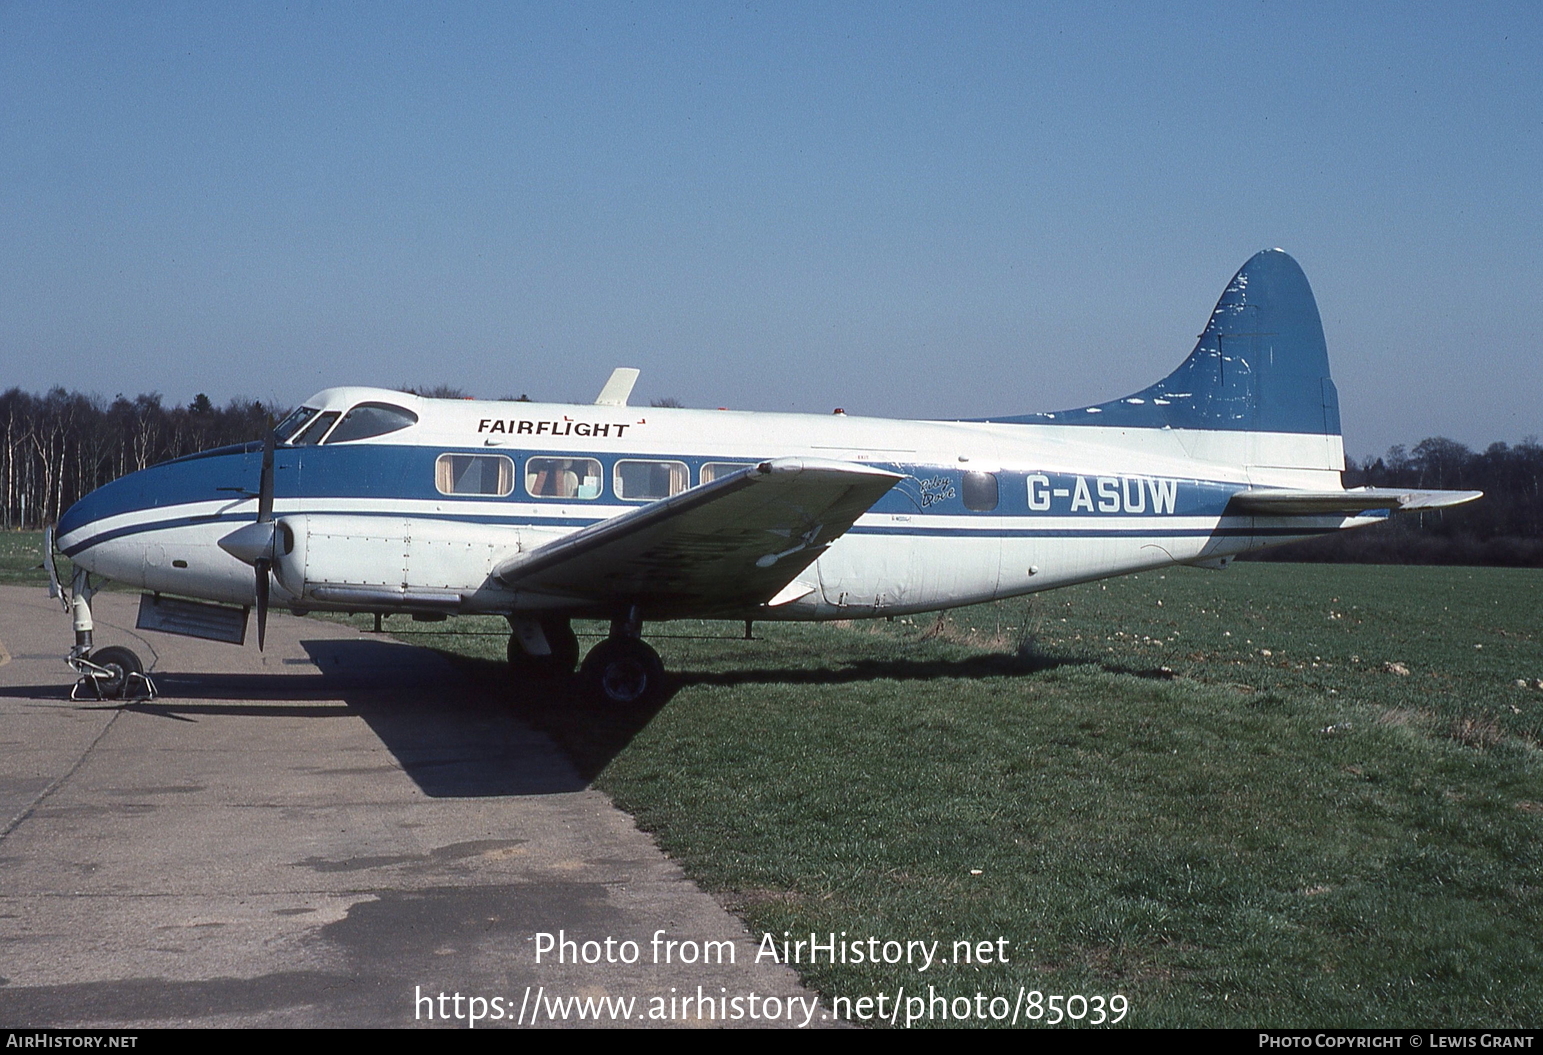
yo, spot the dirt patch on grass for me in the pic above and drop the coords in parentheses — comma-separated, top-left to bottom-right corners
(722, 887, 818, 911)
(1450, 716, 1506, 749)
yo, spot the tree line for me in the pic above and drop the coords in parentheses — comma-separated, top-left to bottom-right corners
(1246, 436, 1543, 566)
(1, 388, 270, 529)
(2, 387, 1539, 564)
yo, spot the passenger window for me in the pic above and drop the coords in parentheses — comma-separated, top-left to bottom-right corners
(292, 411, 340, 446)
(325, 403, 419, 444)
(615, 460, 689, 501)
(700, 461, 755, 485)
(525, 457, 603, 499)
(963, 471, 999, 512)
(435, 454, 515, 496)
(274, 407, 319, 444)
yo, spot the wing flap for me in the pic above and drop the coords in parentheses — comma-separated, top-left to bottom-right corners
(1229, 487, 1483, 515)
(493, 458, 902, 614)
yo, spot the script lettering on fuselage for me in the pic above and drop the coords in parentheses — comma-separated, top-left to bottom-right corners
(1026, 474, 1180, 514)
(477, 419, 633, 438)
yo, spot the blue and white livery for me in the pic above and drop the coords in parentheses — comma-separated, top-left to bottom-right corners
(50, 250, 1480, 703)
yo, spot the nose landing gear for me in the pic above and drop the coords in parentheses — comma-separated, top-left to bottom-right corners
(56, 560, 156, 701)
(71, 645, 154, 701)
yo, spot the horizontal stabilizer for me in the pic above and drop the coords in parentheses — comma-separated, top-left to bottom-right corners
(493, 458, 902, 615)
(1229, 487, 1483, 515)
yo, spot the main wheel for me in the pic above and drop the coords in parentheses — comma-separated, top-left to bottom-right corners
(89, 646, 143, 700)
(581, 638, 666, 706)
(506, 617, 580, 679)
(542, 617, 580, 673)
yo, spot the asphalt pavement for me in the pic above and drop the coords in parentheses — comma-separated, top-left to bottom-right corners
(0, 585, 822, 1028)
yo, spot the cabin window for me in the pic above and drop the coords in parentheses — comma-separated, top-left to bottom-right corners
(292, 410, 341, 446)
(525, 457, 603, 499)
(963, 471, 999, 512)
(614, 459, 689, 501)
(435, 453, 515, 496)
(325, 402, 419, 444)
(274, 407, 320, 444)
(699, 461, 755, 485)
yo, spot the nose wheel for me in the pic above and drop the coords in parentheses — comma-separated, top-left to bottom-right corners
(69, 645, 156, 701)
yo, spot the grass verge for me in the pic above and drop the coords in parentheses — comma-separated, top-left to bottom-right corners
(354, 563, 1543, 1027)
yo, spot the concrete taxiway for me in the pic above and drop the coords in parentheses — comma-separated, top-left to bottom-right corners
(0, 585, 820, 1027)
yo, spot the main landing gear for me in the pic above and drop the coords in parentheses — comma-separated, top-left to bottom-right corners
(505, 615, 580, 678)
(505, 608, 666, 706)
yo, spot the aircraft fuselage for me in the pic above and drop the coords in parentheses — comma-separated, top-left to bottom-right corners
(54, 390, 1360, 623)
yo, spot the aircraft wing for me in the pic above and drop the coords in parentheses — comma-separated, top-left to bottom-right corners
(1228, 487, 1483, 515)
(492, 458, 903, 615)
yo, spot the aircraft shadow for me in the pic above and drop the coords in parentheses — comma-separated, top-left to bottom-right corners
(442, 645, 1178, 783)
(3, 638, 1184, 792)
(2, 638, 586, 798)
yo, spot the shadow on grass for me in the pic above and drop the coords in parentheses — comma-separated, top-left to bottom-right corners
(436, 644, 1188, 781)
(446, 653, 674, 781)
(678, 649, 1093, 687)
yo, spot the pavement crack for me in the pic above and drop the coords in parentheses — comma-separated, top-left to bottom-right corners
(0, 706, 124, 843)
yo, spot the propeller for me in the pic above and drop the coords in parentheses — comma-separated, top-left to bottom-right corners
(216, 427, 278, 650)
(254, 424, 275, 650)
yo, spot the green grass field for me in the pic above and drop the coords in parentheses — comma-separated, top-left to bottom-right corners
(9, 529, 1540, 1026)
(383, 562, 1543, 1028)
(0, 531, 55, 586)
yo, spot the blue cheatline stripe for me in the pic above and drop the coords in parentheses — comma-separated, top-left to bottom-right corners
(62, 505, 1340, 557)
(849, 525, 1335, 539)
(59, 509, 607, 557)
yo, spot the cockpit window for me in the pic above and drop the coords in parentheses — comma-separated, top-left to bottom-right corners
(274, 407, 319, 444)
(324, 402, 419, 444)
(292, 410, 340, 446)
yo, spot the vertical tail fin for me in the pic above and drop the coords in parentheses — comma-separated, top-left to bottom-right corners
(990, 249, 1344, 478)
(1122, 248, 1340, 438)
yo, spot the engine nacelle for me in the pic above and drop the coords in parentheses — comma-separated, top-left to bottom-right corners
(273, 514, 532, 610)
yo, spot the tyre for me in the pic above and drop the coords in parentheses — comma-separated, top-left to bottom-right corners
(89, 646, 143, 700)
(581, 638, 666, 707)
(506, 617, 580, 679)
(541, 617, 580, 673)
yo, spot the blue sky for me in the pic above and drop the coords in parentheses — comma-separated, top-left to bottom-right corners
(3, 2, 1539, 457)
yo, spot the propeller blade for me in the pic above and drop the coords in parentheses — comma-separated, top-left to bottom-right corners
(43, 526, 67, 611)
(255, 559, 270, 652)
(257, 427, 276, 524)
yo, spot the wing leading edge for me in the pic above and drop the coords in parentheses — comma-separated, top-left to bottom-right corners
(492, 458, 903, 617)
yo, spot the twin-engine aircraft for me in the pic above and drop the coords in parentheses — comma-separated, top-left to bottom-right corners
(49, 250, 1479, 704)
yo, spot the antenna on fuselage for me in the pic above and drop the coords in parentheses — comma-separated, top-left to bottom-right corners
(594, 367, 640, 407)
